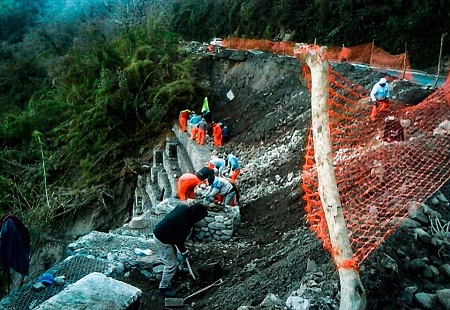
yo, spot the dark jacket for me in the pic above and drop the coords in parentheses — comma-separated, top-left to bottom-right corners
(153, 203, 207, 253)
(222, 126, 230, 142)
(0, 215, 30, 279)
(195, 167, 215, 185)
(202, 111, 213, 124)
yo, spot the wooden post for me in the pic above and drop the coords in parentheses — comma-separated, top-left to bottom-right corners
(369, 40, 375, 67)
(435, 33, 447, 87)
(402, 42, 408, 80)
(294, 43, 366, 310)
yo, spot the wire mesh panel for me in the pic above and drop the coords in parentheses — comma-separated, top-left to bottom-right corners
(0, 255, 110, 310)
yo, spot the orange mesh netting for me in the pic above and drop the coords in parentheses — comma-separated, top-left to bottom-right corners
(327, 43, 410, 71)
(222, 38, 449, 267)
(224, 37, 297, 56)
(223, 38, 410, 72)
(301, 68, 450, 267)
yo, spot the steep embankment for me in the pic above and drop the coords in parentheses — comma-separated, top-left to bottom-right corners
(178, 52, 450, 310)
(187, 52, 340, 309)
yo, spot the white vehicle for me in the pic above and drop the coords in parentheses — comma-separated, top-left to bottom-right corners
(209, 38, 224, 47)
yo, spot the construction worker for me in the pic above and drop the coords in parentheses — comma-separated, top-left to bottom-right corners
(153, 203, 208, 298)
(177, 173, 203, 200)
(208, 155, 226, 177)
(221, 125, 230, 143)
(195, 166, 215, 185)
(370, 77, 390, 121)
(177, 166, 216, 200)
(196, 118, 208, 145)
(189, 123, 199, 141)
(189, 113, 201, 126)
(203, 176, 238, 207)
(179, 109, 190, 132)
(212, 122, 223, 147)
(226, 153, 241, 182)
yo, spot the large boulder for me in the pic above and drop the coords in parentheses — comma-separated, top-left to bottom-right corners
(390, 80, 435, 105)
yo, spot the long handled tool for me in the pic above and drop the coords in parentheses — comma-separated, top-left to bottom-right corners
(185, 258, 196, 280)
(174, 246, 196, 280)
(164, 279, 223, 308)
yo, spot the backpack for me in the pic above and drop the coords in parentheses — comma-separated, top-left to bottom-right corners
(0, 214, 31, 290)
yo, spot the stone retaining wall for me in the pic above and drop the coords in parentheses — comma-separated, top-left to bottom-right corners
(155, 199, 240, 242)
(194, 207, 241, 242)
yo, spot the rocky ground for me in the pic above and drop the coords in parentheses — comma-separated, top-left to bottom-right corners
(121, 52, 450, 309)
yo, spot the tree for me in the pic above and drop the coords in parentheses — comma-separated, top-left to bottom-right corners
(294, 43, 366, 310)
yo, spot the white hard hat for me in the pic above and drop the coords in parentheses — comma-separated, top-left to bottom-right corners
(379, 78, 387, 84)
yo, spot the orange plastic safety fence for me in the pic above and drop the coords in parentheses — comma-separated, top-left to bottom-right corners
(302, 67, 450, 266)
(223, 38, 411, 79)
(222, 37, 450, 268)
(224, 38, 296, 56)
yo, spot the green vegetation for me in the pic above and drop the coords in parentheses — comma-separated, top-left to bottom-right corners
(171, 0, 450, 69)
(0, 10, 208, 232)
(0, 0, 448, 256)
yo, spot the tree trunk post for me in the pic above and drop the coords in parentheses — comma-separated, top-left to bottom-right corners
(369, 40, 374, 67)
(435, 33, 447, 87)
(402, 42, 408, 80)
(294, 43, 366, 310)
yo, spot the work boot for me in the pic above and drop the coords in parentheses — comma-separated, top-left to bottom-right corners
(159, 287, 177, 298)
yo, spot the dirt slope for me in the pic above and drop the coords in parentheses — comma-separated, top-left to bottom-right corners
(125, 52, 450, 310)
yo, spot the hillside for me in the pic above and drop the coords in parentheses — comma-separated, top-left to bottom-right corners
(1, 1, 450, 308)
(116, 51, 450, 309)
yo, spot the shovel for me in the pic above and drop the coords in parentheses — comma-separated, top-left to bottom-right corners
(164, 279, 223, 308)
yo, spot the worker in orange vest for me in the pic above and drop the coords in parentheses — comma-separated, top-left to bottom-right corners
(179, 109, 190, 132)
(190, 123, 199, 141)
(212, 122, 223, 147)
(177, 167, 215, 200)
(196, 118, 208, 145)
(177, 173, 203, 200)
